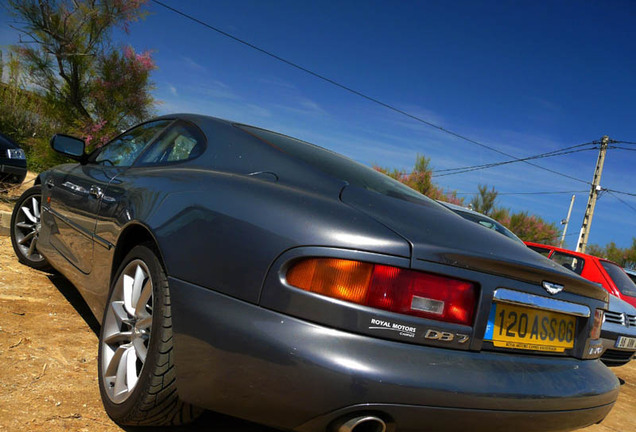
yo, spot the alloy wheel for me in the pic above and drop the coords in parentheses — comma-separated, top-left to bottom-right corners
(13, 194, 45, 263)
(101, 259, 154, 404)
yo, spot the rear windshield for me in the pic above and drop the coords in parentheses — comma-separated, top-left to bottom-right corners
(550, 251, 585, 275)
(600, 261, 636, 297)
(239, 125, 434, 205)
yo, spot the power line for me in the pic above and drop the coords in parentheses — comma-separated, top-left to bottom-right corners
(607, 191, 636, 214)
(610, 140, 636, 145)
(606, 189, 636, 198)
(608, 145, 636, 151)
(433, 143, 598, 177)
(150, 0, 592, 186)
(455, 190, 588, 196)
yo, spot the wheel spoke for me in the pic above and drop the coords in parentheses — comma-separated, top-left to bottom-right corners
(123, 274, 135, 316)
(134, 279, 152, 319)
(103, 330, 132, 345)
(133, 337, 148, 363)
(27, 237, 37, 256)
(18, 231, 36, 245)
(31, 197, 40, 219)
(125, 346, 139, 390)
(111, 301, 132, 327)
(105, 344, 127, 378)
(131, 265, 147, 312)
(21, 206, 37, 223)
(113, 347, 132, 397)
(136, 316, 152, 330)
(16, 222, 33, 230)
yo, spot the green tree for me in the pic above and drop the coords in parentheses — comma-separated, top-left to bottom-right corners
(7, 0, 154, 147)
(587, 239, 636, 269)
(470, 184, 498, 216)
(376, 155, 562, 244)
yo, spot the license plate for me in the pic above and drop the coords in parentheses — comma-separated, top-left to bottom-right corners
(616, 336, 636, 349)
(484, 302, 576, 352)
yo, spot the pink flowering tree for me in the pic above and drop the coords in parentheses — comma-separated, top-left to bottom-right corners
(8, 0, 153, 150)
(374, 154, 466, 205)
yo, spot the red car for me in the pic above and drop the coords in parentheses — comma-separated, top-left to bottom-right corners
(525, 242, 636, 308)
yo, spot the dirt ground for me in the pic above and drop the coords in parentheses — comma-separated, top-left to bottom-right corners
(0, 184, 634, 432)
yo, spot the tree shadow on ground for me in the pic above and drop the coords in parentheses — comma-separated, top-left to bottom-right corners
(46, 273, 280, 432)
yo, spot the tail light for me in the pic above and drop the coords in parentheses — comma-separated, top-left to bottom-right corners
(286, 258, 477, 326)
(590, 309, 604, 340)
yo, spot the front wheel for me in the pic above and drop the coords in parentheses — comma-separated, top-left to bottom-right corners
(10, 185, 51, 271)
(98, 244, 201, 426)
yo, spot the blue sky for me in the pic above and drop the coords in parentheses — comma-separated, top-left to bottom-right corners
(1, 0, 635, 249)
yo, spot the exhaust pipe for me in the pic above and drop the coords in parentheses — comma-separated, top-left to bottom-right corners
(337, 415, 387, 432)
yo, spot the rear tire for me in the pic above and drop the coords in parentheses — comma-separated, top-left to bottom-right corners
(10, 185, 52, 271)
(98, 243, 202, 425)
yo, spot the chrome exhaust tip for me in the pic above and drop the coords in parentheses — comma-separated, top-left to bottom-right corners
(337, 415, 387, 432)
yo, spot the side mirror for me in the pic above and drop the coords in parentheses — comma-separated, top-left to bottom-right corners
(50, 134, 86, 161)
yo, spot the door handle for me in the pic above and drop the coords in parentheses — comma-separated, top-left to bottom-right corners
(45, 179, 55, 188)
(89, 185, 103, 199)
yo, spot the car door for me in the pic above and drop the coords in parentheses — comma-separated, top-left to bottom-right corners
(91, 119, 207, 252)
(45, 120, 173, 274)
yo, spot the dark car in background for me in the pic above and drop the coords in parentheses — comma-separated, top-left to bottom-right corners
(10, 114, 618, 432)
(0, 132, 27, 185)
(438, 201, 524, 244)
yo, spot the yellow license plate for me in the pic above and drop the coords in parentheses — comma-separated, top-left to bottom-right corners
(485, 303, 576, 352)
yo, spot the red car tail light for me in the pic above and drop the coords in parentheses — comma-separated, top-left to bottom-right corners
(286, 258, 477, 326)
(590, 309, 604, 340)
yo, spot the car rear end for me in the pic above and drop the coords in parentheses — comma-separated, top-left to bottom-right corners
(0, 133, 27, 185)
(172, 244, 618, 432)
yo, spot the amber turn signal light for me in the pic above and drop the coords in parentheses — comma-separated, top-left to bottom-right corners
(286, 258, 477, 326)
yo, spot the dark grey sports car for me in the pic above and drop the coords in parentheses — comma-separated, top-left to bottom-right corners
(10, 114, 619, 432)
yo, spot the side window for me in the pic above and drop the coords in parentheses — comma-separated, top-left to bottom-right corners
(136, 121, 205, 165)
(94, 120, 172, 167)
(550, 251, 585, 275)
(528, 245, 551, 257)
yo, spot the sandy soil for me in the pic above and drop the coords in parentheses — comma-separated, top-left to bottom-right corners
(0, 189, 634, 432)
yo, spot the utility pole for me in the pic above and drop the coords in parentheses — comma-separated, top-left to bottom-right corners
(560, 194, 576, 248)
(576, 136, 609, 253)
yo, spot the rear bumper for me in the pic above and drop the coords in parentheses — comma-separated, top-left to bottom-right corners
(170, 277, 620, 432)
(0, 161, 27, 183)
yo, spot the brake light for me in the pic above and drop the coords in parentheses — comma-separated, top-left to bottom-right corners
(286, 258, 477, 326)
(590, 309, 604, 340)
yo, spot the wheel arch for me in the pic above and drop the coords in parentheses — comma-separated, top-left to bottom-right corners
(111, 222, 166, 283)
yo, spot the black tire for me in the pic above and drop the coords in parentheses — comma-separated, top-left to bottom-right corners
(97, 243, 202, 426)
(10, 185, 52, 271)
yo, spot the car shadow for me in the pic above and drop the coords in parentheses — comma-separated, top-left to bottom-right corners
(125, 411, 281, 431)
(46, 274, 281, 432)
(47, 273, 101, 335)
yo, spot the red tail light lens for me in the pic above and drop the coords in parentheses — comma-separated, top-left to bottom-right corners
(286, 258, 477, 326)
(590, 309, 604, 340)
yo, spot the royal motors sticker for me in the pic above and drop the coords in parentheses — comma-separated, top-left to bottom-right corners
(368, 318, 417, 338)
